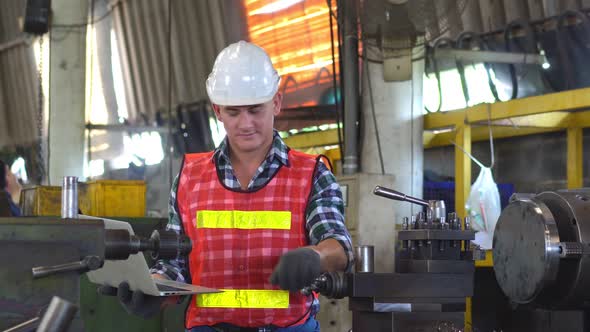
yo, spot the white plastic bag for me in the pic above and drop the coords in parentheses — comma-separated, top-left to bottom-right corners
(465, 167, 501, 249)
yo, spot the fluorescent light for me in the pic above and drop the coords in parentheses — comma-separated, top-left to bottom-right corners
(249, 0, 303, 15)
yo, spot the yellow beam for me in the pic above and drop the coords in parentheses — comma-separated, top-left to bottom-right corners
(466, 297, 473, 332)
(490, 112, 571, 128)
(567, 127, 583, 189)
(425, 87, 590, 130)
(455, 124, 472, 332)
(455, 124, 471, 220)
(568, 110, 590, 128)
(283, 129, 339, 149)
(424, 126, 562, 149)
(475, 250, 494, 267)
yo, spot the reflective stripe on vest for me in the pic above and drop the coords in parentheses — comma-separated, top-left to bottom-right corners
(197, 289, 289, 309)
(195, 210, 292, 309)
(196, 210, 291, 230)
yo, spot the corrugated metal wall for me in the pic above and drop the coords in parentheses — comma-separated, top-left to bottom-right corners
(111, 0, 246, 124)
(3, 0, 590, 148)
(0, 0, 39, 148)
(429, 0, 590, 38)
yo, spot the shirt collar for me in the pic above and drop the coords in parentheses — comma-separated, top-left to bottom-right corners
(213, 130, 290, 166)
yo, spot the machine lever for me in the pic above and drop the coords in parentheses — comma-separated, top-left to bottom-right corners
(373, 186, 429, 207)
(32, 256, 103, 279)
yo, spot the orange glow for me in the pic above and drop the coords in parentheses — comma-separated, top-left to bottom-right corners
(245, 0, 340, 99)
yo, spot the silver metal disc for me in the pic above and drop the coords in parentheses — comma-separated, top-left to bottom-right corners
(492, 198, 560, 304)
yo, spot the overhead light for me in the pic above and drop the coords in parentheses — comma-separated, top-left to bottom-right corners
(249, 0, 304, 15)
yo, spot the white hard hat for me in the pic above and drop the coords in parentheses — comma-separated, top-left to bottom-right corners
(206, 41, 281, 106)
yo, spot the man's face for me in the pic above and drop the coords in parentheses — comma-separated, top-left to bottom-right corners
(213, 93, 282, 154)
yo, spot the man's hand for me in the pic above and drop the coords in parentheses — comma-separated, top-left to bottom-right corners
(270, 247, 321, 292)
(97, 282, 165, 319)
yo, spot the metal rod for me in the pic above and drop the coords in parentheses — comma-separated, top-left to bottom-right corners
(342, 0, 359, 174)
(85, 123, 169, 132)
(32, 260, 87, 279)
(434, 48, 547, 65)
(2, 317, 40, 332)
(36, 297, 77, 332)
(61, 176, 78, 219)
(373, 186, 429, 207)
(355, 245, 374, 273)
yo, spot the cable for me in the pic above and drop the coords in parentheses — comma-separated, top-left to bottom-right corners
(362, 35, 385, 175)
(455, 32, 477, 107)
(167, 0, 173, 190)
(556, 10, 590, 90)
(503, 19, 536, 100)
(327, 0, 344, 156)
(410, 69, 415, 215)
(336, 0, 345, 134)
(87, 0, 95, 178)
(487, 104, 495, 169)
(35, 36, 46, 184)
(478, 37, 501, 102)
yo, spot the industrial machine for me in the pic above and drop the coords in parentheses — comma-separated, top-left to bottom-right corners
(305, 186, 477, 331)
(0, 217, 191, 331)
(490, 188, 590, 331)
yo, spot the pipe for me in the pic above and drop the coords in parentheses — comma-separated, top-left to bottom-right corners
(61, 176, 78, 219)
(341, 0, 359, 174)
(36, 297, 77, 332)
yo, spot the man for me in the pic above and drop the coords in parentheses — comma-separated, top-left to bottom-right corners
(0, 160, 21, 217)
(102, 41, 353, 332)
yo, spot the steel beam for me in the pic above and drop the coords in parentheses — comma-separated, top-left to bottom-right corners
(424, 126, 562, 149)
(424, 87, 590, 130)
(434, 48, 546, 65)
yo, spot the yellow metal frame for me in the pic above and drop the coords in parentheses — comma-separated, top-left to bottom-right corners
(425, 87, 590, 331)
(425, 87, 590, 218)
(283, 88, 590, 331)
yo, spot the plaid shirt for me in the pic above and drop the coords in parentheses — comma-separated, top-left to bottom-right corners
(151, 131, 353, 283)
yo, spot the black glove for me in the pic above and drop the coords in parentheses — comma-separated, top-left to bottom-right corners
(270, 247, 321, 292)
(97, 282, 165, 319)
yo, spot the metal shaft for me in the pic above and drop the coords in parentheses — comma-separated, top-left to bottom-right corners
(373, 186, 429, 207)
(36, 297, 77, 332)
(342, 0, 360, 174)
(355, 245, 374, 273)
(61, 176, 78, 219)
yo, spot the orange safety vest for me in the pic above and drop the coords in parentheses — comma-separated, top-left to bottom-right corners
(177, 150, 319, 328)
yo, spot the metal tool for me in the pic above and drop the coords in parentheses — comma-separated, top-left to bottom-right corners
(3, 296, 78, 332)
(355, 245, 374, 273)
(303, 186, 476, 331)
(31, 228, 191, 279)
(0, 217, 191, 330)
(374, 185, 446, 222)
(61, 176, 78, 219)
(493, 189, 590, 307)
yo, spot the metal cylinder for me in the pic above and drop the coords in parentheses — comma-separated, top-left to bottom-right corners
(428, 200, 446, 220)
(36, 296, 77, 332)
(493, 189, 590, 307)
(355, 245, 374, 273)
(61, 176, 78, 219)
(342, 0, 359, 174)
